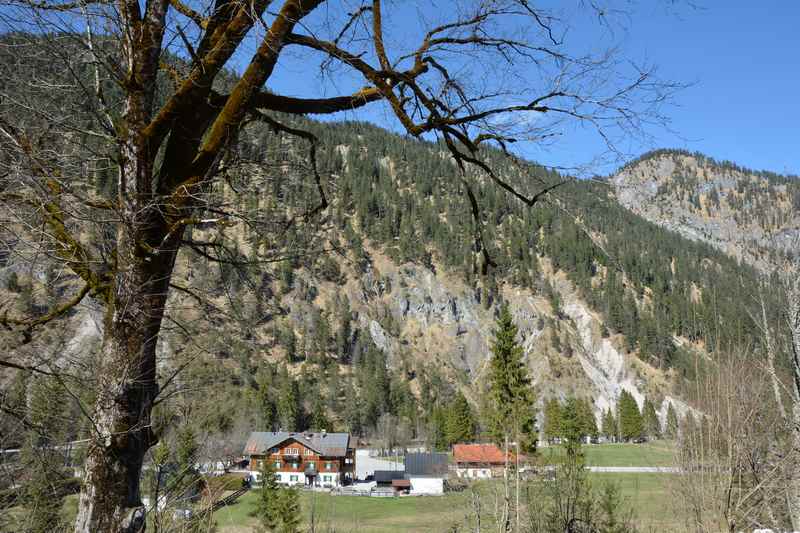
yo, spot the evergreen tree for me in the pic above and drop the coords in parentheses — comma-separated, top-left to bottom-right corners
(642, 397, 661, 439)
(576, 398, 598, 440)
(253, 460, 281, 531)
(277, 376, 301, 431)
(276, 487, 301, 533)
(665, 403, 679, 440)
(310, 396, 331, 431)
(543, 398, 563, 444)
(429, 405, 449, 451)
(444, 391, 476, 446)
(601, 409, 617, 442)
(560, 397, 583, 456)
(344, 382, 362, 435)
(486, 304, 538, 452)
(616, 391, 644, 442)
(20, 377, 66, 533)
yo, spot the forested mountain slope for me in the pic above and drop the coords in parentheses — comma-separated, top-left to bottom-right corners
(612, 149, 800, 269)
(0, 40, 782, 451)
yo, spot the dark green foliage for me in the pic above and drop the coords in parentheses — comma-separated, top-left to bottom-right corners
(616, 391, 644, 442)
(665, 403, 679, 439)
(601, 409, 617, 441)
(276, 487, 301, 533)
(253, 461, 280, 531)
(310, 397, 331, 432)
(18, 377, 67, 533)
(543, 398, 562, 443)
(642, 397, 661, 439)
(443, 390, 476, 447)
(277, 371, 301, 430)
(485, 304, 537, 452)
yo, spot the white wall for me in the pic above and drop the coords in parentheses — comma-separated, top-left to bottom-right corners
(409, 477, 444, 495)
(457, 467, 492, 479)
(271, 472, 305, 486)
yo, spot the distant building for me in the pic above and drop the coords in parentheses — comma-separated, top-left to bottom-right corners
(374, 469, 409, 494)
(453, 443, 515, 479)
(243, 431, 355, 487)
(404, 452, 448, 495)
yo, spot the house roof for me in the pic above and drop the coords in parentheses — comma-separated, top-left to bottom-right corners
(243, 432, 351, 458)
(453, 444, 512, 465)
(374, 470, 405, 483)
(404, 452, 449, 477)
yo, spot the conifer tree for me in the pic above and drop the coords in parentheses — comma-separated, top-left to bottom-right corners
(253, 460, 281, 532)
(486, 304, 538, 452)
(20, 377, 66, 533)
(277, 375, 301, 431)
(576, 398, 598, 440)
(617, 391, 644, 442)
(543, 398, 563, 444)
(642, 398, 661, 439)
(601, 409, 617, 442)
(665, 403, 679, 440)
(560, 397, 583, 456)
(276, 487, 302, 533)
(444, 391, 476, 446)
(310, 397, 331, 432)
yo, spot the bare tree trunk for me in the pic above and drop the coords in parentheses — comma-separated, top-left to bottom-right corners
(787, 272, 800, 531)
(74, 207, 178, 532)
(757, 285, 787, 419)
(503, 435, 510, 532)
(515, 440, 520, 533)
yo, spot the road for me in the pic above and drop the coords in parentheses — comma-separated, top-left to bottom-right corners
(586, 466, 680, 473)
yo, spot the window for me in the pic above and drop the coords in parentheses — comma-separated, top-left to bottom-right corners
(270, 447, 279, 455)
(285, 448, 299, 455)
(323, 475, 332, 482)
(274, 461, 281, 469)
(325, 462, 333, 470)
(292, 462, 299, 469)
(289, 475, 298, 482)
(307, 461, 316, 470)
(304, 449, 314, 456)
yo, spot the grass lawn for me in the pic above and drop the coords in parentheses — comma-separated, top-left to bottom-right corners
(214, 490, 471, 532)
(540, 441, 677, 467)
(587, 473, 682, 531)
(215, 472, 681, 533)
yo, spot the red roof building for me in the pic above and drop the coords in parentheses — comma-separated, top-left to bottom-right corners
(453, 444, 516, 479)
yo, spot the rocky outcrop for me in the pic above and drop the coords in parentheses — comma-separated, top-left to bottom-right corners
(612, 151, 800, 269)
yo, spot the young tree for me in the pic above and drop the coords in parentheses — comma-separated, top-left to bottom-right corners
(276, 487, 302, 533)
(665, 403, 679, 440)
(253, 460, 281, 532)
(576, 398, 598, 441)
(0, 1, 679, 529)
(601, 408, 618, 442)
(486, 304, 538, 452)
(543, 398, 563, 444)
(642, 397, 661, 440)
(617, 390, 643, 442)
(444, 390, 476, 446)
(486, 304, 537, 533)
(19, 377, 67, 533)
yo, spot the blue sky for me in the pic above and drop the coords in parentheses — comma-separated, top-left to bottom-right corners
(262, 1, 800, 177)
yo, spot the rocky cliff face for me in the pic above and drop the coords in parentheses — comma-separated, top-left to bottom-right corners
(611, 150, 800, 269)
(320, 248, 679, 422)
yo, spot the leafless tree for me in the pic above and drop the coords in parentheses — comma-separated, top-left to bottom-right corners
(673, 347, 788, 532)
(0, 1, 680, 531)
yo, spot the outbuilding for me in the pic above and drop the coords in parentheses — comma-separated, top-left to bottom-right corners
(403, 452, 448, 495)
